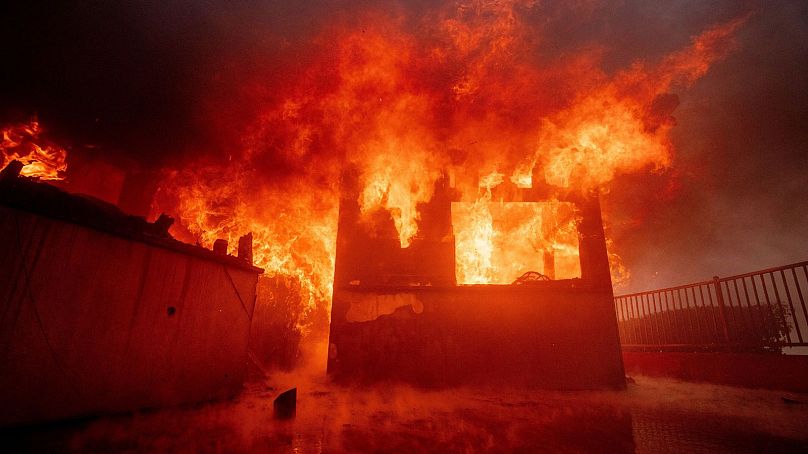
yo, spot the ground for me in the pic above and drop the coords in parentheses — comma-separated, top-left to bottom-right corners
(3, 375, 808, 453)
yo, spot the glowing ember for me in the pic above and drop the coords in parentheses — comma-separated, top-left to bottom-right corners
(1, 119, 67, 180)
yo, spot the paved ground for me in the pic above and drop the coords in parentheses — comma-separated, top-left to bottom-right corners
(3, 375, 808, 453)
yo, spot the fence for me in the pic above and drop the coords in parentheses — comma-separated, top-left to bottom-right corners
(614, 261, 808, 352)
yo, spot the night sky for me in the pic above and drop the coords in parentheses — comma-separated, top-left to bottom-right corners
(2, 0, 806, 292)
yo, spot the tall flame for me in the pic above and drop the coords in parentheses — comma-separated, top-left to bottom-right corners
(155, 166, 338, 313)
(157, 2, 748, 321)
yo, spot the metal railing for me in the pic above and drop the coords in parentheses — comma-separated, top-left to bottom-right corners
(614, 261, 808, 352)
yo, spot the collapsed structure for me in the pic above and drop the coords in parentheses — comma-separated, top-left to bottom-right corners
(328, 168, 626, 389)
(0, 163, 262, 425)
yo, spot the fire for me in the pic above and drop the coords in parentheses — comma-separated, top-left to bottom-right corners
(156, 2, 748, 321)
(358, 141, 441, 248)
(453, 199, 581, 285)
(154, 166, 338, 314)
(1, 119, 67, 180)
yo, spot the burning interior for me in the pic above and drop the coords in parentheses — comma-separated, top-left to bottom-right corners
(327, 164, 625, 387)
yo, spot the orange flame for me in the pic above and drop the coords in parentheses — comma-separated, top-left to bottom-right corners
(158, 3, 748, 318)
(155, 166, 338, 315)
(1, 119, 68, 180)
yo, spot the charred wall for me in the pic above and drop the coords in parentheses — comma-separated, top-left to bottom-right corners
(327, 173, 625, 389)
(329, 285, 625, 389)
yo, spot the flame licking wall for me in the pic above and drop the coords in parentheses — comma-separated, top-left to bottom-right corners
(152, 4, 743, 337)
(327, 162, 625, 387)
(1, 2, 757, 366)
(151, 3, 748, 348)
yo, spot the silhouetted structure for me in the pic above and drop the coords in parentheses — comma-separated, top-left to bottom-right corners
(0, 168, 262, 425)
(327, 167, 625, 389)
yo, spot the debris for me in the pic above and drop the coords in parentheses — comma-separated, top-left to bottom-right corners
(782, 397, 803, 405)
(274, 388, 297, 419)
(512, 271, 552, 285)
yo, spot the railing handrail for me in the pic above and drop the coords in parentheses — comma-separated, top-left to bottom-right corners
(713, 260, 808, 282)
(613, 259, 808, 352)
(615, 280, 714, 299)
(615, 260, 808, 299)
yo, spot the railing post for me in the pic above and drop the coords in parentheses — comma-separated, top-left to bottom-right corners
(713, 276, 731, 350)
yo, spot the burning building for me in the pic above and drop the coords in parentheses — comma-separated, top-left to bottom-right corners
(0, 163, 262, 425)
(3, 0, 793, 431)
(327, 166, 625, 388)
(127, 4, 751, 389)
(2, 0, 808, 450)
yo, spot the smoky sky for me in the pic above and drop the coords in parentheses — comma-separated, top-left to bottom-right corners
(605, 1, 808, 291)
(0, 0, 750, 160)
(1, 0, 806, 290)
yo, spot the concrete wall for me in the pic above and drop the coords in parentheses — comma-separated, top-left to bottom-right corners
(623, 352, 808, 393)
(328, 175, 625, 389)
(328, 283, 626, 389)
(0, 206, 259, 425)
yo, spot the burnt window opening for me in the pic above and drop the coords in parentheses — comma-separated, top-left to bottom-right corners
(333, 167, 607, 289)
(450, 201, 581, 285)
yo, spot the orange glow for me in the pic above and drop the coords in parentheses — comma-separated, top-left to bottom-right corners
(1, 119, 67, 180)
(155, 168, 338, 315)
(453, 200, 580, 284)
(156, 3, 747, 317)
